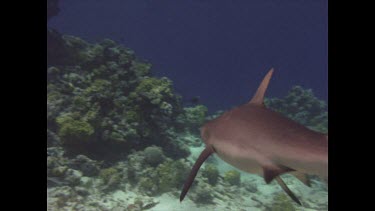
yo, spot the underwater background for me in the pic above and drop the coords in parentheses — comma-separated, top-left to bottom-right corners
(47, 0, 328, 210)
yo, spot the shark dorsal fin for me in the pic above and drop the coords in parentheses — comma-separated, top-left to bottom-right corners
(249, 68, 274, 106)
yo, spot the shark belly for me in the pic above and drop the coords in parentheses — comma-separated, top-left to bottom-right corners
(277, 156, 328, 178)
(213, 141, 264, 176)
(212, 138, 328, 179)
(269, 138, 328, 178)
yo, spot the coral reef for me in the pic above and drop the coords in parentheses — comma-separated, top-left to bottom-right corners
(156, 160, 190, 193)
(56, 113, 94, 145)
(64, 169, 83, 186)
(201, 164, 219, 186)
(47, 32, 188, 159)
(48, 164, 83, 187)
(177, 105, 208, 133)
(125, 148, 191, 196)
(190, 183, 214, 204)
(126, 197, 159, 211)
(68, 155, 102, 177)
(143, 146, 166, 167)
(99, 167, 122, 192)
(223, 170, 241, 186)
(270, 193, 296, 211)
(243, 180, 258, 193)
(265, 86, 328, 133)
(99, 168, 119, 184)
(138, 159, 190, 196)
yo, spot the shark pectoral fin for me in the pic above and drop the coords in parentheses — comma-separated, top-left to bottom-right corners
(262, 164, 295, 184)
(180, 146, 214, 202)
(291, 172, 311, 187)
(275, 176, 302, 206)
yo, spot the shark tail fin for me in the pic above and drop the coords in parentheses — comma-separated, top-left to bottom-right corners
(275, 176, 302, 206)
(180, 146, 214, 202)
(249, 68, 274, 106)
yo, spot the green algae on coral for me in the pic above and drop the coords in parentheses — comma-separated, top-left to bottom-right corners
(156, 160, 190, 193)
(139, 177, 158, 195)
(177, 104, 208, 133)
(131, 77, 175, 106)
(98, 167, 122, 192)
(47, 35, 187, 158)
(202, 164, 219, 186)
(265, 85, 327, 133)
(131, 61, 151, 78)
(47, 35, 186, 154)
(143, 146, 166, 167)
(190, 183, 214, 204)
(124, 110, 141, 123)
(99, 167, 119, 184)
(56, 113, 94, 145)
(83, 79, 112, 96)
(270, 193, 296, 211)
(135, 158, 190, 196)
(50, 166, 68, 177)
(223, 170, 241, 186)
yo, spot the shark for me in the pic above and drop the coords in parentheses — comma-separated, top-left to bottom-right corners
(180, 68, 328, 205)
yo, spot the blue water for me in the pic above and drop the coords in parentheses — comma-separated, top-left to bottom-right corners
(48, 0, 328, 112)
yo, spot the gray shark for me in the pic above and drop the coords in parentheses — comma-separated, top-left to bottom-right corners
(180, 69, 328, 205)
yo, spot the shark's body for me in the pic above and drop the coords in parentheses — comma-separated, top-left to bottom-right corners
(180, 69, 328, 205)
(204, 104, 328, 179)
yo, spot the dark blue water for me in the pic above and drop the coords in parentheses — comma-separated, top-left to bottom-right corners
(48, 0, 327, 112)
